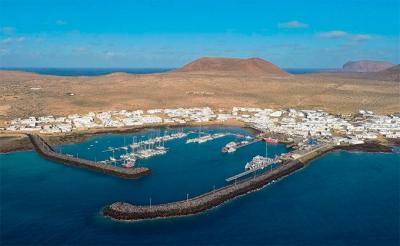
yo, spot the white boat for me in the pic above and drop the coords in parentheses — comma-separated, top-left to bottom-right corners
(122, 159, 135, 168)
(226, 147, 236, 153)
(244, 155, 281, 170)
(222, 141, 237, 153)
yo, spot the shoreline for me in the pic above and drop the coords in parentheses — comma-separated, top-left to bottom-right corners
(0, 120, 252, 154)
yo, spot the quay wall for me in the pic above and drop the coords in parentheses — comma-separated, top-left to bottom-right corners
(102, 144, 334, 221)
(28, 134, 151, 179)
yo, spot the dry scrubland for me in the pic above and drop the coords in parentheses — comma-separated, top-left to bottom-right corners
(0, 70, 399, 126)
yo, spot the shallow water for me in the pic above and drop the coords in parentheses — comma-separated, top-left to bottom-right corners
(1, 127, 399, 245)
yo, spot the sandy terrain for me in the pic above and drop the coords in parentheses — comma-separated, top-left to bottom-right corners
(0, 68, 399, 126)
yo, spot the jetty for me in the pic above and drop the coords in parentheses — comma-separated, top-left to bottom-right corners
(234, 138, 262, 149)
(102, 143, 334, 221)
(28, 134, 151, 179)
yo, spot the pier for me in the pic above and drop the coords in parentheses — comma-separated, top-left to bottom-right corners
(225, 168, 260, 182)
(102, 143, 334, 221)
(28, 134, 151, 179)
(234, 138, 262, 149)
(225, 162, 274, 182)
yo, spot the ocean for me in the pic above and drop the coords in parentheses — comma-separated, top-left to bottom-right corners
(0, 127, 399, 245)
(0, 68, 326, 76)
(0, 68, 174, 76)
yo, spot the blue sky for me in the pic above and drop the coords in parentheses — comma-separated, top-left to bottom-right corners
(0, 0, 399, 68)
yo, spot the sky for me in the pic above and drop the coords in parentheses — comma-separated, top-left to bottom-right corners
(0, 0, 399, 68)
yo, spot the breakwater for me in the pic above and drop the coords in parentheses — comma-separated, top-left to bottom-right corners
(103, 144, 334, 221)
(28, 134, 151, 179)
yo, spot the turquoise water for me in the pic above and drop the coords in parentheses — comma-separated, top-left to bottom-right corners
(0, 127, 399, 245)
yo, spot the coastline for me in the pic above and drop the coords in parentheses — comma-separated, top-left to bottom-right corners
(0, 119, 251, 154)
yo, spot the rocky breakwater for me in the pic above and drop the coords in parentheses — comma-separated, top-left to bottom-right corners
(102, 160, 305, 221)
(336, 142, 393, 153)
(28, 134, 151, 179)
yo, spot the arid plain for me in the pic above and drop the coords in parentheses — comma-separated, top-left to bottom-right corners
(0, 70, 399, 127)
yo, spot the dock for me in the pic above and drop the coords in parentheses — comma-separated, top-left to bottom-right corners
(225, 169, 259, 182)
(225, 143, 332, 182)
(28, 134, 151, 179)
(225, 163, 273, 182)
(222, 138, 262, 153)
(235, 138, 262, 149)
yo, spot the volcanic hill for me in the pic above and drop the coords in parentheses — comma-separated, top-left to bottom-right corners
(175, 57, 289, 76)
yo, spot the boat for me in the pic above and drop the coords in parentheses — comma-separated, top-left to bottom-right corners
(226, 147, 236, 153)
(263, 137, 279, 144)
(122, 159, 135, 168)
(187, 133, 224, 144)
(222, 141, 237, 153)
(245, 155, 272, 170)
(244, 155, 281, 170)
(211, 133, 226, 139)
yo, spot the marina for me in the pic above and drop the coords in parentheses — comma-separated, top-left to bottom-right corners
(31, 123, 339, 222)
(102, 143, 335, 221)
(1, 126, 399, 245)
(0, 127, 395, 244)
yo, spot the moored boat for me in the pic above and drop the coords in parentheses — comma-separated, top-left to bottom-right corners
(263, 137, 279, 144)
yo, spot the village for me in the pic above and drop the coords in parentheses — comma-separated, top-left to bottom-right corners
(2, 107, 400, 147)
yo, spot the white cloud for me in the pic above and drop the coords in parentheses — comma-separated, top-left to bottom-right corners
(318, 30, 348, 39)
(1, 37, 26, 45)
(56, 20, 67, 25)
(73, 47, 88, 53)
(278, 21, 309, 29)
(0, 48, 9, 55)
(351, 34, 373, 41)
(104, 51, 125, 58)
(1, 26, 15, 35)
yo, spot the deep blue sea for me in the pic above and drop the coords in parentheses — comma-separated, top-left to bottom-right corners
(0, 127, 399, 245)
(0, 68, 174, 76)
(0, 67, 326, 76)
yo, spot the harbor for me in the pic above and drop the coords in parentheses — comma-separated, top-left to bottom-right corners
(102, 143, 334, 221)
(2, 125, 398, 245)
(18, 125, 399, 222)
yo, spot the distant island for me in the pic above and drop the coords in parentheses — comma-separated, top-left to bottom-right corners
(342, 60, 395, 72)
